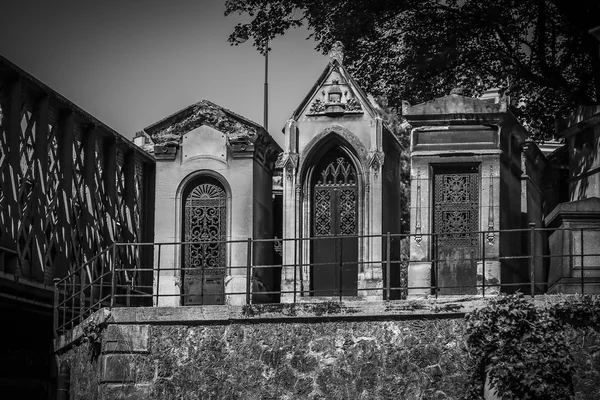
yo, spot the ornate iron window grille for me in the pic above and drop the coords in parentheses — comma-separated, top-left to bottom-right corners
(313, 156, 357, 236)
(434, 171, 479, 247)
(184, 182, 227, 276)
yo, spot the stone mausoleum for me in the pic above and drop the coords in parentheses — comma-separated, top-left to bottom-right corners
(139, 100, 281, 306)
(135, 43, 600, 305)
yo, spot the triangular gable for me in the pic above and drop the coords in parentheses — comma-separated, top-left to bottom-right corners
(291, 59, 379, 121)
(144, 99, 264, 145)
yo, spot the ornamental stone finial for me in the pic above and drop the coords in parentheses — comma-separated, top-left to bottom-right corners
(329, 41, 344, 65)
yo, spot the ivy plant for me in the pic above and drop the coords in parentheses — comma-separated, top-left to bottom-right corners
(464, 294, 600, 400)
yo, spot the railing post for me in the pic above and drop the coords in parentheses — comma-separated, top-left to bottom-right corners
(199, 242, 204, 305)
(298, 236, 303, 300)
(246, 238, 252, 305)
(435, 233, 439, 299)
(580, 227, 585, 295)
(481, 230, 486, 297)
(79, 266, 85, 323)
(110, 244, 117, 308)
(62, 280, 67, 333)
(98, 256, 104, 308)
(293, 237, 297, 303)
(155, 244, 161, 306)
(70, 269, 76, 330)
(529, 223, 535, 298)
(386, 232, 391, 300)
(339, 236, 343, 303)
(53, 278, 60, 338)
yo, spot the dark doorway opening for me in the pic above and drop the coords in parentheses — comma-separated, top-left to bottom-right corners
(310, 148, 358, 296)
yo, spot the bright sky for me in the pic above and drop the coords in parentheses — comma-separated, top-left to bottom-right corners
(0, 0, 327, 147)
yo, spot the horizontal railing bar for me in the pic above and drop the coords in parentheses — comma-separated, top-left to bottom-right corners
(55, 226, 600, 336)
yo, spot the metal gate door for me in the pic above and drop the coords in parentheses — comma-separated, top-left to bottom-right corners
(433, 166, 479, 295)
(312, 154, 358, 296)
(182, 180, 226, 305)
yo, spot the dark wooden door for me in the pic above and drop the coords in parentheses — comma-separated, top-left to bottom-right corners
(312, 154, 358, 296)
(182, 179, 226, 305)
(433, 166, 479, 295)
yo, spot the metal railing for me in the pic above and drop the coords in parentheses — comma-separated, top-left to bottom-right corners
(53, 225, 600, 336)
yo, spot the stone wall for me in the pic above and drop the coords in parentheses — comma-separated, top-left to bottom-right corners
(56, 302, 600, 400)
(63, 319, 472, 400)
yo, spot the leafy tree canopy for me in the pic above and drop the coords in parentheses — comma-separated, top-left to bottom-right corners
(225, 0, 600, 140)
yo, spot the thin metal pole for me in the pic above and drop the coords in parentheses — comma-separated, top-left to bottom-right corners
(264, 41, 269, 131)
(199, 243, 205, 305)
(481, 231, 486, 297)
(581, 228, 585, 295)
(62, 281, 66, 333)
(70, 268, 75, 329)
(435, 233, 439, 299)
(156, 244, 161, 306)
(386, 232, 391, 300)
(293, 237, 297, 303)
(79, 266, 85, 323)
(246, 238, 252, 305)
(98, 256, 104, 308)
(339, 236, 343, 302)
(110, 244, 117, 308)
(298, 235, 303, 300)
(53, 278, 60, 338)
(529, 223, 535, 298)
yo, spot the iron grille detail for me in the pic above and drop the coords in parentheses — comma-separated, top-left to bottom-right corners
(434, 172, 479, 246)
(339, 188, 356, 235)
(314, 189, 332, 235)
(313, 155, 357, 236)
(184, 182, 227, 276)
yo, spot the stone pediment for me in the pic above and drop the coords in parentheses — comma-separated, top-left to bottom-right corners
(291, 42, 377, 120)
(304, 67, 365, 116)
(404, 94, 507, 117)
(144, 100, 262, 145)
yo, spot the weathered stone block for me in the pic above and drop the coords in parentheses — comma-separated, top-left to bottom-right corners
(100, 383, 151, 400)
(408, 261, 432, 298)
(477, 260, 501, 296)
(100, 354, 142, 383)
(102, 325, 149, 354)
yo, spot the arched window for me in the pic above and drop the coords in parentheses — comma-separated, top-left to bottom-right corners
(182, 176, 227, 305)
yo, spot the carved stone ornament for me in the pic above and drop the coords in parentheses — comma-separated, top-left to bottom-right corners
(345, 98, 362, 112)
(308, 87, 363, 116)
(309, 98, 326, 113)
(329, 41, 345, 65)
(368, 151, 385, 178)
(275, 152, 299, 180)
(150, 100, 259, 146)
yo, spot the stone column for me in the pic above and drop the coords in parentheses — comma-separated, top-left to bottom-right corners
(279, 120, 301, 302)
(358, 118, 385, 300)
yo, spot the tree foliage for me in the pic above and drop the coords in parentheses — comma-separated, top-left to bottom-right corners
(225, 0, 600, 140)
(465, 294, 600, 399)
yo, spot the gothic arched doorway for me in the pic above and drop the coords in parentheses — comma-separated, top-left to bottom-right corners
(310, 148, 358, 296)
(181, 176, 227, 305)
